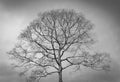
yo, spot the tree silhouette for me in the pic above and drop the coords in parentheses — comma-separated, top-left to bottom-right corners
(8, 9, 110, 82)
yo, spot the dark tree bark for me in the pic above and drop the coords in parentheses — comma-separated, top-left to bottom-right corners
(58, 70, 63, 82)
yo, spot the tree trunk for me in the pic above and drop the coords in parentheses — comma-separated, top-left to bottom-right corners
(58, 71, 63, 82)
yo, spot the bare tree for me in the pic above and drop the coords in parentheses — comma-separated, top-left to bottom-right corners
(8, 9, 110, 82)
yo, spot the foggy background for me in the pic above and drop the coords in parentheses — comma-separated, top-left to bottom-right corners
(0, 0, 120, 82)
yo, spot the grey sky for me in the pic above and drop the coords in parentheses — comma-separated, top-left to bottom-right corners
(0, 0, 120, 82)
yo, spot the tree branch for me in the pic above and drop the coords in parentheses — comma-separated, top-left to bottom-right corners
(62, 58, 84, 70)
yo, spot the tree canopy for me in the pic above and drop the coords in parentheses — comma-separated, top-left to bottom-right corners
(8, 9, 110, 82)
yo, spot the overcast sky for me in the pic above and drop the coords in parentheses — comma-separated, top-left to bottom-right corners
(0, 0, 120, 82)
